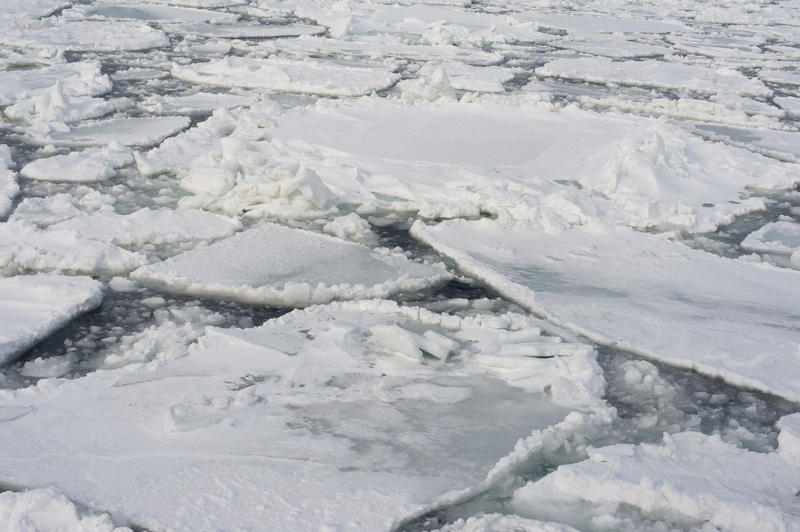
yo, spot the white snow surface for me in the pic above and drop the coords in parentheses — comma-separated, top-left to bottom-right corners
(20, 145, 133, 183)
(412, 218, 800, 402)
(0, 299, 601, 530)
(131, 223, 451, 306)
(0, 274, 102, 364)
(0, 488, 130, 532)
(511, 431, 800, 531)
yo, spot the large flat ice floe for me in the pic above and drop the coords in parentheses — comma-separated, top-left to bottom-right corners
(0, 20, 169, 52)
(0, 299, 603, 530)
(29, 116, 190, 148)
(536, 57, 772, 97)
(266, 98, 798, 232)
(0, 274, 102, 364)
(412, 218, 800, 402)
(131, 223, 452, 306)
(172, 57, 400, 97)
(510, 430, 800, 531)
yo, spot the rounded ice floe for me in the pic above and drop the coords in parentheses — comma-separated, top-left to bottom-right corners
(172, 56, 401, 97)
(1, 20, 169, 52)
(741, 221, 800, 255)
(130, 223, 451, 306)
(28, 116, 190, 148)
(0, 299, 604, 530)
(0, 145, 18, 219)
(3, 80, 119, 123)
(536, 57, 772, 97)
(0, 274, 103, 364)
(0, 61, 111, 107)
(0, 221, 145, 276)
(0, 488, 128, 532)
(510, 431, 800, 531)
(20, 145, 133, 183)
(51, 207, 242, 249)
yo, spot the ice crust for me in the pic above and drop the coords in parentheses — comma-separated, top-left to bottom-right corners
(511, 431, 800, 531)
(131, 223, 451, 306)
(0, 274, 103, 364)
(412, 219, 800, 402)
(0, 300, 601, 530)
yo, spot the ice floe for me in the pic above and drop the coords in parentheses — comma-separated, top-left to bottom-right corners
(0, 488, 128, 532)
(0, 61, 111, 107)
(537, 57, 772, 97)
(20, 144, 133, 183)
(0, 145, 18, 219)
(412, 218, 800, 402)
(67, 3, 239, 23)
(510, 430, 800, 531)
(741, 221, 800, 256)
(1, 20, 170, 52)
(0, 299, 603, 530)
(172, 56, 400, 97)
(0, 274, 102, 364)
(28, 116, 190, 148)
(131, 223, 451, 305)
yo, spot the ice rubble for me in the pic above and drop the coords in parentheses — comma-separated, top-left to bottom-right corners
(0, 488, 129, 532)
(0, 145, 18, 219)
(20, 145, 134, 183)
(412, 219, 800, 402)
(131, 223, 451, 306)
(510, 429, 800, 531)
(536, 57, 772, 97)
(0, 300, 603, 530)
(3, 80, 119, 124)
(741, 221, 800, 257)
(172, 56, 400, 97)
(0, 274, 102, 364)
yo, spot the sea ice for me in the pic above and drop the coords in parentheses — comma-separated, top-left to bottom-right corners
(68, 3, 239, 23)
(1, 20, 170, 52)
(412, 218, 800, 402)
(759, 69, 800, 87)
(0, 300, 602, 530)
(510, 431, 800, 531)
(0, 61, 111, 107)
(3, 80, 118, 124)
(0, 488, 128, 532)
(0, 221, 145, 276)
(0, 274, 102, 364)
(693, 124, 800, 163)
(139, 92, 257, 114)
(775, 96, 800, 118)
(172, 56, 400, 97)
(0, 145, 18, 219)
(29, 116, 190, 148)
(741, 221, 800, 255)
(51, 208, 242, 249)
(536, 57, 772, 97)
(130, 223, 451, 305)
(20, 145, 133, 183)
(174, 22, 325, 39)
(9, 190, 115, 228)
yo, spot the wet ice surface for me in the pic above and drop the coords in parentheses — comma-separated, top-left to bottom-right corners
(2, 0, 800, 530)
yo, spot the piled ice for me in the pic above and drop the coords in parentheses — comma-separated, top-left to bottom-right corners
(0, 145, 18, 219)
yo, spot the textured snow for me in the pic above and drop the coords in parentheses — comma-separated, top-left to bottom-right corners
(412, 219, 800, 402)
(172, 56, 400, 97)
(537, 57, 772, 97)
(0, 300, 600, 530)
(511, 431, 800, 531)
(131, 223, 452, 306)
(20, 145, 133, 183)
(0, 274, 103, 364)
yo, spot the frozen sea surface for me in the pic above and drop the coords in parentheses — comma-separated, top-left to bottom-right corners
(1, 0, 800, 530)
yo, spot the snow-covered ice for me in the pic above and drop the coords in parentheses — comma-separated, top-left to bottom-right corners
(0, 274, 102, 364)
(29, 116, 191, 148)
(131, 223, 451, 306)
(0, 61, 111, 107)
(0, 488, 129, 532)
(741, 221, 800, 256)
(1, 20, 170, 52)
(0, 145, 18, 219)
(20, 145, 133, 183)
(412, 219, 800, 402)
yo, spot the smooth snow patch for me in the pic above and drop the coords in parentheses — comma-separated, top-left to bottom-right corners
(0, 274, 102, 364)
(131, 223, 451, 306)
